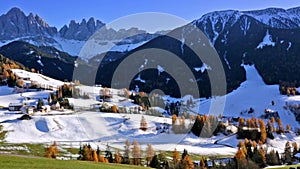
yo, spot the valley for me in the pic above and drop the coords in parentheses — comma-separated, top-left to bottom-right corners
(0, 64, 300, 168)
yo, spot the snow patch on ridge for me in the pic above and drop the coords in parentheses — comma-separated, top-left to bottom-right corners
(256, 30, 275, 49)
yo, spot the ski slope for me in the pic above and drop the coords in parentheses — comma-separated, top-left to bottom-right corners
(194, 64, 300, 129)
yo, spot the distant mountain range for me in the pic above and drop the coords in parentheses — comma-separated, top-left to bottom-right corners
(1, 7, 300, 97)
(0, 7, 161, 57)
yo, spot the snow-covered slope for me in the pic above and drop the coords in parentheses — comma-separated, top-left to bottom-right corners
(0, 34, 155, 58)
(78, 38, 149, 60)
(193, 64, 300, 129)
(192, 64, 300, 153)
(11, 69, 64, 89)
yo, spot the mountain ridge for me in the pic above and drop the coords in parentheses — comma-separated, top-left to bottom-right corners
(105, 6, 300, 97)
(193, 7, 300, 45)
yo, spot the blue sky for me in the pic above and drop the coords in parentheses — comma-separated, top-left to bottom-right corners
(1, 0, 300, 29)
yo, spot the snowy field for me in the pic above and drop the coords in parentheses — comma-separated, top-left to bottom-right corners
(0, 110, 237, 156)
(190, 64, 300, 129)
(0, 65, 300, 156)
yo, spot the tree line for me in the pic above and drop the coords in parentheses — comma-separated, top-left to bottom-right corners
(0, 54, 27, 86)
(234, 139, 299, 168)
(237, 117, 290, 143)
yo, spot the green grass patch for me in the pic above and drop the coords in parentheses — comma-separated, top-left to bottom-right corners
(0, 142, 79, 158)
(163, 151, 233, 161)
(0, 143, 45, 157)
(24, 143, 46, 157)
(0, 154, 148, 169)
(64, 147, 79, 155)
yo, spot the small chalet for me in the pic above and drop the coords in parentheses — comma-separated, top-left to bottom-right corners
(41, 105, 51, 112)
(21, 106, 35, 115)
(9, 103, 23, 111)
(99, 88, 113, 101)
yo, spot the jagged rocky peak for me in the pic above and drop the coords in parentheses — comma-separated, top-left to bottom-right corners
(0, 7, 57, 40)
(59, 17, 105, 41)
(5, 7, 25, 18)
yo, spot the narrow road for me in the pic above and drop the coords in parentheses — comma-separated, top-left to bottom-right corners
(214, 133, 237, 148)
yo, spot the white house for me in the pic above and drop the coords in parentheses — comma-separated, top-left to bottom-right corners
(42, 105, 51, 112)
(51, 102, 60, 110)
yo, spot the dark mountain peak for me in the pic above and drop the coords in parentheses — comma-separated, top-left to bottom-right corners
(87, 17, 95, 25)
(3, 7, 27, 23)
(28, 12, 34, 18)
(81, 18, 87, 25)
(5, 7, 24, 16)
(69, 20, 79, 27)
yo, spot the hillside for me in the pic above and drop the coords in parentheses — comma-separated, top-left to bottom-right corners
(0, 54, 28, 86)
(0, 41, 93, 82)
